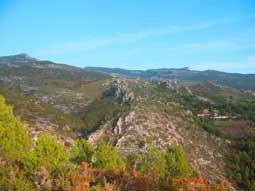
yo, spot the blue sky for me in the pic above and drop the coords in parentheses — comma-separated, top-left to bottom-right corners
(0, 0, 255, 73)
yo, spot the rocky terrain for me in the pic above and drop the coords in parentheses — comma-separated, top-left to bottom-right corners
(1, 54, 255, 190)
(88, 78, 232, 184)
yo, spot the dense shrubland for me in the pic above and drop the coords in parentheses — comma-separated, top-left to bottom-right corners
(0, 95, 233, 190)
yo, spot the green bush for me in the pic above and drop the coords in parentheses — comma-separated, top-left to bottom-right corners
(93, 139, 125, 170)
(71, 138, 94, 164)
(34, 133, 68, 173)
(139, 146, 167, 178)
(165, 145, 193, 178)
(138, 145, 192, 179)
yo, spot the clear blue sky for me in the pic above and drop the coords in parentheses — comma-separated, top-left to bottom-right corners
(1, 0, 255, 73)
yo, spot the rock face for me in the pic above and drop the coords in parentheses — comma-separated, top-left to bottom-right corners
(88, 120, 113, 146)
(104, 79, 134, 104)
(113, 117, 123, 135)
(114, 110, 185, 155)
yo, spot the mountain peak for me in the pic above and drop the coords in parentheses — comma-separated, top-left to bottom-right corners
(15, 53, 37, 61)
(0, 53, 39, 68)
(0, 53, 38, 61)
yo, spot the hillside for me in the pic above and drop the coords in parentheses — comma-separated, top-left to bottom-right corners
(89, 80, 227, 181)
(1, 93, 235, 190)
(1, 54, 255, 190)
(0, 54, 112, 138)
(86, 67, 255, 90)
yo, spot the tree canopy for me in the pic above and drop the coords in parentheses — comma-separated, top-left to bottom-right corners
(71, 138, 94, 164)
(34, 133, 68, 172)
(0, 95, 31, 162)
(93, 139, 125, 170)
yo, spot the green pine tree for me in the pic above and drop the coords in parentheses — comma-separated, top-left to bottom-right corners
(34, 133, 68, 172)
(0, 95, 31, 163)
(71, 138, 94, 164)
(165, 145, 192, 178)
(93, 139, 125, 170)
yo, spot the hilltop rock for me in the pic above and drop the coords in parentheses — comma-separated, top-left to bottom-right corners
(104, 79, 134, 104)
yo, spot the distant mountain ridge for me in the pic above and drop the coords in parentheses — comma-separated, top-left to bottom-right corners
(0, 54, 110, 80)
(1, 54, 255, 90)
(86, 66, 255, 90)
